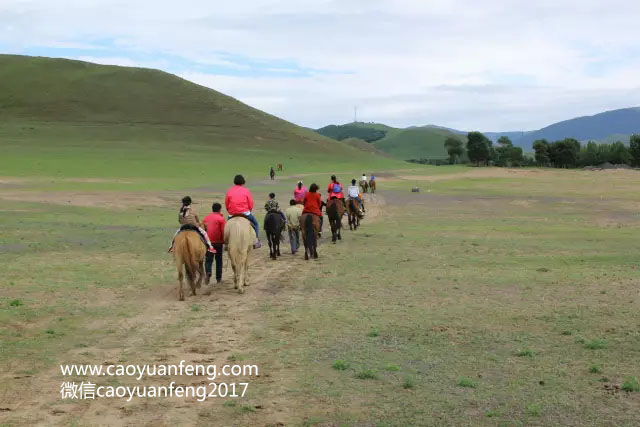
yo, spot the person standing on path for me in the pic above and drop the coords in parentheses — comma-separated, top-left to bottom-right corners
(285, 199, 302, 254)
(203, 202, 226, 284)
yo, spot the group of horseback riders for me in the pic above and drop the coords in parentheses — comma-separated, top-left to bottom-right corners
(169, 172, 374, 267)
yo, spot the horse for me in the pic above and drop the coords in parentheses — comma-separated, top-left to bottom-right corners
(326, 197, 344, 243)
(300, 213, 320, 260)
(360, 179, 369, 194)
(346, 198, 363, 230)
(173, 231, 206, 301)
(369, 179, 376, 193)
(277, 163, 283, 171)
(264, 211, 284, 260)
(224, 217, 255, 293)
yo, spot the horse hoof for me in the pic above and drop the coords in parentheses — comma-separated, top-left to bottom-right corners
(238, 288, 245, 294)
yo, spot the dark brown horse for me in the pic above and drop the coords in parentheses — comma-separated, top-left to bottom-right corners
(360, 179, 369, 193)
(326, 197, 344, 243)
(264, 211, 284, 260)
(173, 231, 206, 301)
(369, 179, 376, 193)
(300, 213, 320, 259)
(346, 198, 363, 230)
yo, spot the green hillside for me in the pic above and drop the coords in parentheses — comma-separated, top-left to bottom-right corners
(0, 55, 401, 183)
(315, 121, 465, 161)
(373, 126, 464, 160)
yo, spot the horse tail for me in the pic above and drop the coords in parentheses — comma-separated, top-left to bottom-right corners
(183, 235, 196, 284)
(305, 214, 316, 248)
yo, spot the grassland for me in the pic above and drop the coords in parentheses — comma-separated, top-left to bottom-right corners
(2, 162, 639, 426)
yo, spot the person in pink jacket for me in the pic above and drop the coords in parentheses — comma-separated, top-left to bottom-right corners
(293, 180, 307, 204)
(225, 174, 261, 248)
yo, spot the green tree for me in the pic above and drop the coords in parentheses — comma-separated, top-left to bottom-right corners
(444, 137, 464, 164)
(532, 139, 550, 166)
(629, 134, 640, 167)
(510, 146, 524, 166)
(466, 131, 491, 166)
(549, 138, 580, 168)
(495, 136, 513, 167)
(579, 141, 599, 166)
(608, 141, 630, 164)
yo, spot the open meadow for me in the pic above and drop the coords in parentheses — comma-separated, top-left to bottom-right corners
(2, 145, 639, 425)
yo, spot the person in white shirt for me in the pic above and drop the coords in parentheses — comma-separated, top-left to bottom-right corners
(361, 174, 367, 182)
(348, 179, 365, 213)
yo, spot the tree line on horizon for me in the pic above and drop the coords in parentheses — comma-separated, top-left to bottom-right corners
(440, 132, 640, 168)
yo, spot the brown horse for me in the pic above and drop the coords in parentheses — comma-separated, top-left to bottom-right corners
(346, 198, 363, 230)
(360, 179, 369, 193)
(326, 198, 345, 243)
(369, 179, 376, 193)
(277, 163, 283, 171)
(224, 217, 255, 293)
(173, 231, 206, 301)
(300, 213, 320, 260)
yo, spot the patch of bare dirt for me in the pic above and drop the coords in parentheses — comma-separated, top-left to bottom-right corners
(0, 191, 169, 209)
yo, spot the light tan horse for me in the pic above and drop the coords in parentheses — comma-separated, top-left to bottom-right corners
(224, 217, 255, 294)
(173, 231, 206, 301)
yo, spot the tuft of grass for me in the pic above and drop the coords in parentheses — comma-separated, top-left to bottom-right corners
(516, 349, 534, 357)
(45, 328, 56, 335)
(589, 364, 602, 374)
(367, 328, 379, 337)
(485, 410, 498, 418)
(355, 369, 377, 380)
(457, 377, 476, 388)
(223, 401, 236, 407)
(527, 403, 542, 417)
(9, 299, 23, 307)
(403, 376, 416, 389)
(332, 359, 349, 371)
(621, 377, 639, 392)
(241, 404, 256, 413)
(584, 339, 608, 350)
(190, 304, 201, 312)
(561, 330, 572, 336)
(384, 363, 401, 372)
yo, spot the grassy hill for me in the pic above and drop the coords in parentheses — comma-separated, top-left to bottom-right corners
(0, 55, 401, 183)
(315, 122, 465, 161)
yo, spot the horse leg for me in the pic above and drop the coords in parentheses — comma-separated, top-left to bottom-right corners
(275, 236, 281, 257)
(195, 260, 204, 290)
(177, 264, 185, 301)
(237, 259, 245, 294)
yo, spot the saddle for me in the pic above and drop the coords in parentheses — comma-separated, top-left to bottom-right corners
(178, 224, 209, 247)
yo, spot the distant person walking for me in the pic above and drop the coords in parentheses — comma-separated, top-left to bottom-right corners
(294, 180, 307, 204)
(203, 202, 226, 284)
(270, 167, 275, 180)
(225, 174, 262, 249)
(285, 199, 302, 254)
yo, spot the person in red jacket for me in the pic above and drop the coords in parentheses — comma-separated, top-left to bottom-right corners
(303, 183, 325, 236)
(225, 174, 261, 248)
(203, 202, 226, 284)
(327, 175, 346, 209)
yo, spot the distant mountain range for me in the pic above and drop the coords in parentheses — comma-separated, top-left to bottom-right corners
(316, 107, 640, 159)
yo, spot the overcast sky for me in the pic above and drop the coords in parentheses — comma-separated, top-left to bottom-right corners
(2, 0, 640, 130)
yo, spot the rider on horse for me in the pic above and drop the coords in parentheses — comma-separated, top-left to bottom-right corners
(225, 174, 262, 249)
(303, 183, 325, 236)
(347, 179, 365, 213)
(265, 192, 287, 232)
(169, 196, 216, 253)
(327, 175, 346, 210)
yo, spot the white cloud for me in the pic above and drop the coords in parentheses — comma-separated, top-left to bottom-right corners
(2, 0, 640, 130)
